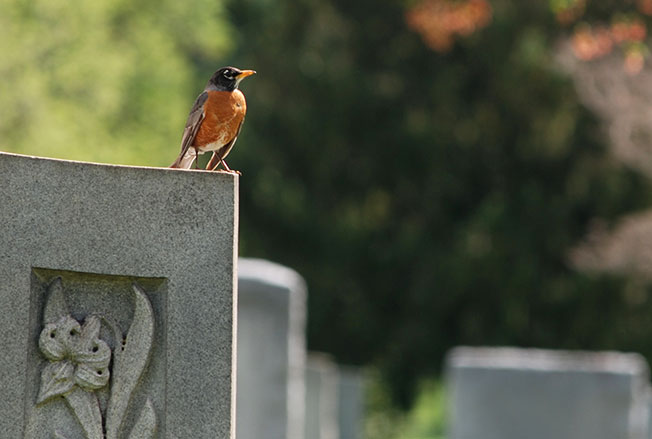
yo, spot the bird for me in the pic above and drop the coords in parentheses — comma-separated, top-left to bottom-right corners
(170, 66, 256, 172)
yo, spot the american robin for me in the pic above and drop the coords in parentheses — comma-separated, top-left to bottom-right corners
(170, 66, 256, 172)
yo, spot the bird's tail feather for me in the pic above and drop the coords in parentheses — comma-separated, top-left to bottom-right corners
(170, 149, 197, 169)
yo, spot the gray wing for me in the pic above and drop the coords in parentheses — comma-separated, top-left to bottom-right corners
(170, 91, 209, 168)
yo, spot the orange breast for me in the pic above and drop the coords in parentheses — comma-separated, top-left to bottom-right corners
(193, 90, 247, 149)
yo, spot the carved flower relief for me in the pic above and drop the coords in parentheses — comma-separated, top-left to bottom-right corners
(29, 280, 157, 439)
(37, 315, 111, 404)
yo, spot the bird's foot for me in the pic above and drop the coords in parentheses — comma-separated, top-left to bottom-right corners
(211, 169, 242, 176)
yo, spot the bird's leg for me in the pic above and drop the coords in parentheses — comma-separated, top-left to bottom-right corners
(221, 160, 242, 176)
(205, 152, 240, 175)
(206, 152, 221, 171)
(194, 148, 199, 169)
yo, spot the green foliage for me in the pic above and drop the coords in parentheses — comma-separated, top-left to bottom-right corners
(365, 369, 408, 439)
(366, 375, 447, 439)
(400, 380, 447, 439)
(0, 0, 232, 166)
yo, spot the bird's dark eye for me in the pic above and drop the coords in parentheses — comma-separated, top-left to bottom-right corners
(223, 70, 234, 79)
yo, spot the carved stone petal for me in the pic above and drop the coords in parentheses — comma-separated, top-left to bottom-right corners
(43, 277, 70, 324)
(37, 361, 74, 404)
(73, 338, 111, 368)
(39, 323, 66, 361)
(76, 315, 101, 350)
(74, 363, 110, 390)
(39, 316, 81, 361)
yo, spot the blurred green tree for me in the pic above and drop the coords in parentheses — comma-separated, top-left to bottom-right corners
(226, 0, 652, 407)
(0, 0, 232, 166)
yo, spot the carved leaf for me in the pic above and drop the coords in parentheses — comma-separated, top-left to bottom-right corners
(63, 386, 104, 439)
(127, 398, 157, 439)
(105, 283, 155, 439)
(43, 277, 70, 324)
(36, 361, 74, 404)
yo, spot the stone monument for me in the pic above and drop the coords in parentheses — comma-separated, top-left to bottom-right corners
(447, 346, 650, 439)
(236, 258, 307, 439)
(0, 152, 239, 438)
(305, 353, 340, 439)
(337, 366, 365, 439)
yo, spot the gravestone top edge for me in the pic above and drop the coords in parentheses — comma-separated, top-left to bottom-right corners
(307, 352, 339, 371)
(238, 258, 307, 293)
(446, 346, 649, 375)
(0, 150, 238, 181)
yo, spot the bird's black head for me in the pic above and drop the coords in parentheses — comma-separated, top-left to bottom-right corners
(207, 66, 256, 91)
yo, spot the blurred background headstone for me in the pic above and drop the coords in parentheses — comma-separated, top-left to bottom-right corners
(337, 366, 365, 439)
(237, 258, 307, 439)
(446, 347, 650, 439)
(305, 353, 340, 439)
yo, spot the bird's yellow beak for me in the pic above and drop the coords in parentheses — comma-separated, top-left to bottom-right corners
(236, 70, 256, 79)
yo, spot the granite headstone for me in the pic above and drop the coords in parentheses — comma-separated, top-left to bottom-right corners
(0, 151, 239, 438)
(337, 366, 365, 439)
(447, 347, 650, 439)
(305, 353, 340, 439)
(236, 258, 307, 439)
